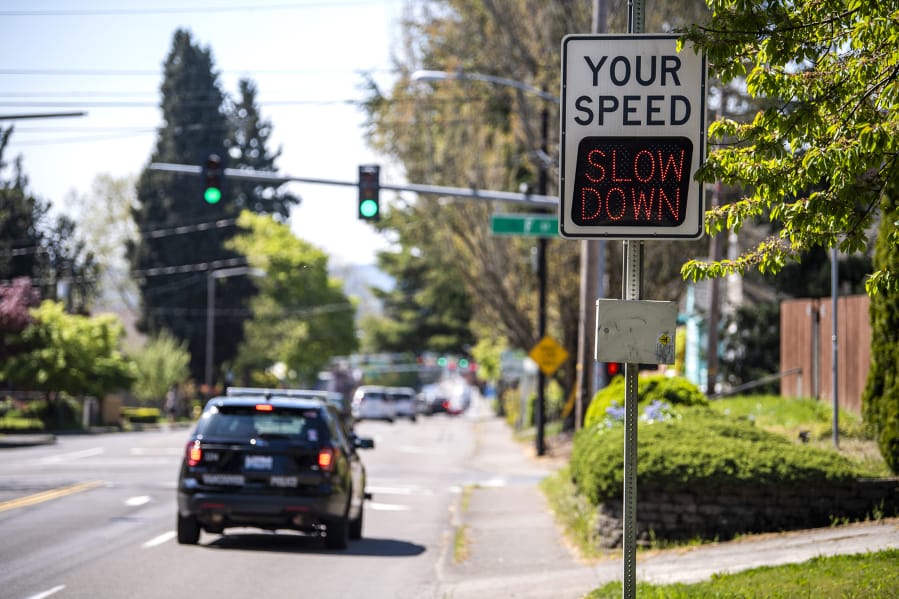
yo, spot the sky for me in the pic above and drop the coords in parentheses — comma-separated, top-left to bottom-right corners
(0, 0, 405, 266)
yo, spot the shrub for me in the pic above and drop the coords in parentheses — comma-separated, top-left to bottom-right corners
(122, 406, 162, 424)
(570, 407, 875, 506)
(30, 397, 82, 430)
(0, 416, 44, 433)
(584, 374, 707, 429)
(863, 192, 899, 474)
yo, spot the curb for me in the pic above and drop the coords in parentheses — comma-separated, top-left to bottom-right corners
(0, 434, 57, 448)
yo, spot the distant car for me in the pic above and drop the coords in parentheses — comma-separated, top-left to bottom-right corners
(352, 385, 395, 422)
(385, 386, 417, 422)
(420, 383, 449, 414)
(176, 393, 374, 549)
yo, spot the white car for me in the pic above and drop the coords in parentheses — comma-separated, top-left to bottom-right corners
(386, 386, 417, 422)
(352, 385, 395, 422)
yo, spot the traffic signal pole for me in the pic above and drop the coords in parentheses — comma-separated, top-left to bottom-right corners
(149, 162, 558, 208)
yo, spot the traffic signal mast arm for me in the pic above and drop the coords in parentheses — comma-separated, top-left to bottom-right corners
(150, 162, 558, 208)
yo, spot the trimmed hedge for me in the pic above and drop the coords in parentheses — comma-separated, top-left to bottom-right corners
(570, 407, 876, 506)
(122, 406, 162, 424)
(583, 374, 707, 429)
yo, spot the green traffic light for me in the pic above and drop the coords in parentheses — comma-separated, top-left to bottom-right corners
(204, 187, 222, 204)
(359, 198, 379, 218)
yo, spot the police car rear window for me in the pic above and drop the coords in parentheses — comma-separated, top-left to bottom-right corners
(197, 405, 324, 443)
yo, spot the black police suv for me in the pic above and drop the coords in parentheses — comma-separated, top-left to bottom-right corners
(176, 393, 374, 549)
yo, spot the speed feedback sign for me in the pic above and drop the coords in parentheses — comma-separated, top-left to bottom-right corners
(559, 34, 707, 240)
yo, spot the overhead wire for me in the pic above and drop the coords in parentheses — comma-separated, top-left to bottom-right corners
(0, 217, 237, 257)
(0, 1, 399, 17)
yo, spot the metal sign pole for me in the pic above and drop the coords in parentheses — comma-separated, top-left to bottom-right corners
(622, 240, 642, 599)
(624, 5, 645, 599)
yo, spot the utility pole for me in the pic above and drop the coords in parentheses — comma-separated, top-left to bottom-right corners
(575, 0, 608, 430)
(536, 96, 549, 456)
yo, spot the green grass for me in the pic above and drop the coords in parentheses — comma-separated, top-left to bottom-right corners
(708, 395, 891, 477)
(584, 549, 899, 598)
(452, 524, 471, 563)
(707, 395, 866, 440)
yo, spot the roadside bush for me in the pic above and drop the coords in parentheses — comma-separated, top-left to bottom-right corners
(0, 416, 44, 433)
(31, 397, 81, 430)
(570, 407, 875, 506)
(122, 406, 162, 424)
(584, 374, 707, 429)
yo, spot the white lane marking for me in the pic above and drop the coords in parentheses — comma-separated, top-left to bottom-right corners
(143, 531, 176, 548)
(397, 445, 447, 455)
(37, 447, 104, 464)
(478, 477, 507, 488)
(368, 502, 412, 512)
(25, 585, 66, 599)
(366, 485, 421, 496)
(125, 495, 151, 507)
(129, 447, 183, 456)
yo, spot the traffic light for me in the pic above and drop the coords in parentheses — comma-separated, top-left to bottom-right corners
(605, 362, 622, 380)
(357, 164, 380, 220)
(202, 153, 224, 204)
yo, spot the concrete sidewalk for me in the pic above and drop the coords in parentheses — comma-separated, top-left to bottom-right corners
(435, 399, 899, 598)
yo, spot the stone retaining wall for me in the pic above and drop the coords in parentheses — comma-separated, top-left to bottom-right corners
(595, 478, 899, 548)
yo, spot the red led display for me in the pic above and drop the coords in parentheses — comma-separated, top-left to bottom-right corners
(571, 136, 692, 227)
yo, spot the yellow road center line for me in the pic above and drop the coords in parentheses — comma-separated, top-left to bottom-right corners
(0, 480, 103, 513)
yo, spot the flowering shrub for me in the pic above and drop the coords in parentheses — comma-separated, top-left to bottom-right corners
(602, 399, 677, 428)
(584, 374, 706, 429)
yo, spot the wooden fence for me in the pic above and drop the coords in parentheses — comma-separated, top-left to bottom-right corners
(780, 295, 871, 413)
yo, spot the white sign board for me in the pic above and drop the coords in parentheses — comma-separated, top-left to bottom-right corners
(595, 299, 677, 364)
(560, 35, 707, 239)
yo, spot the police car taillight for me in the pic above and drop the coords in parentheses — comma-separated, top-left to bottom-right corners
(186, 440, 202, 466)
(318, 448, 335, 471)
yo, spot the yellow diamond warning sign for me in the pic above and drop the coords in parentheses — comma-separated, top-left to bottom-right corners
(529, 335, 570, 376)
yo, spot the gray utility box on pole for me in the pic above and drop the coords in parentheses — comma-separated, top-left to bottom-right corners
(595, 299, 677, 365)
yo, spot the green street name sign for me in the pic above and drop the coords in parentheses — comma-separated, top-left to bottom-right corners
(490, 213, 559, 238)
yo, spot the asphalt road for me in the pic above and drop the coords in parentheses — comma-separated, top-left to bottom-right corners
(0, 412, 484, 599)
(2, 399, 898, 599)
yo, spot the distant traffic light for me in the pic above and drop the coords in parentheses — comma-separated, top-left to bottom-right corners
(357, 164, 380, 220)
(202, 153, 224, 204)
(605, 362, 622, 379)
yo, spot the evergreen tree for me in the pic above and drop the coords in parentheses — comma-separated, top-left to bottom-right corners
(720, 301, 780, 392)
(363, 245, 474, 354)
(131, 29, 236, 385)
(226, 79, 299, 220)
(131, 31, 295, 386)
(1, 127, 97, 310)
(0, 130, 46, 282)
(863, 202, 899, 474)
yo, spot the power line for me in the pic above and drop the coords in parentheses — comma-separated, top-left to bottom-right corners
(8, 130, 155, 146)
(133, 257, 248, 278)
(0, 99, 357, 108)
(0, 67, 393, 76)
(0, 2, 394, 17)
(0, 217, 237, 256)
